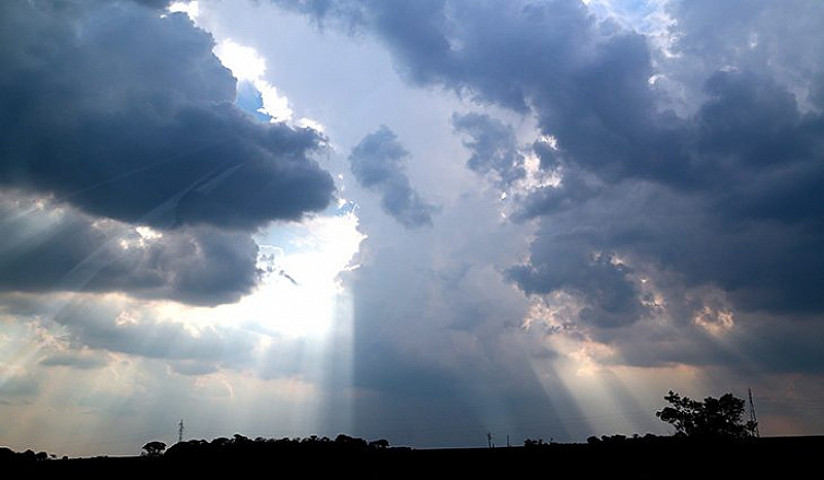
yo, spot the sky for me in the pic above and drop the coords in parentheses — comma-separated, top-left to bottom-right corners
(1, 0, 823, 456)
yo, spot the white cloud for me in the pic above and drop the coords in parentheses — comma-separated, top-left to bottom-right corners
(168, 1, 201, 20)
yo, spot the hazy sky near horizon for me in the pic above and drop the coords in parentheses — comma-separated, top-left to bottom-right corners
(1, 0, 823, 456)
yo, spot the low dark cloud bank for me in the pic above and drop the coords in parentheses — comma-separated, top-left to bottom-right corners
(0, 0, 337, 304)
(349, 126, 437, 228)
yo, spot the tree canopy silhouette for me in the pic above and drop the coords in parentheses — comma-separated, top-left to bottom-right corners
(656, 390, 757, 439)
(142, 441, 167, 456)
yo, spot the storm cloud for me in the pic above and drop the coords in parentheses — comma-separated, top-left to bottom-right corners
(349, 126, 437, 228)
(284, 0, 824, 365)
(0, 0, 343, 306)
(0, 0, 334, 231)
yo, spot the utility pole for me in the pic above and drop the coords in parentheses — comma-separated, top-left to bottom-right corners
(748, 389, 760, 438)
(178, 419, 184, 444)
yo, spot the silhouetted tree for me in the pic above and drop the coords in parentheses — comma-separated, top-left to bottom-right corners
(212, 437, 231, 447)
(600, 434, 627, 444)
(334, 434, 368, 449)
(656, 390, 757, 439)
(369, 439, 390, 449)
(524, 438, 547, 448)
(142, 441, 167, 456)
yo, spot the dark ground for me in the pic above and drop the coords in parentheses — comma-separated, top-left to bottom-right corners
(3, 435, 821, 479)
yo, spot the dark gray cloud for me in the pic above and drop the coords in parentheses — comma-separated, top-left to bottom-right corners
(285, 0, 824, 370)
(512, 169, 824, 329)
(509, 240, 647, 329)
(666, 0, 824, 107)
(735, 315, 824, 374)
(451, 113, 525, 188)
(0, 193, 259, 305)
(588, 306, 824, 375)
(286, 0, 682, 181)
(130, 0, 170, 8)
(349, 126, 437, 228)
(0, 0, 334, 232)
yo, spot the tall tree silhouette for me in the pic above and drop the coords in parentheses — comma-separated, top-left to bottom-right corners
(656, 391, 757, 439)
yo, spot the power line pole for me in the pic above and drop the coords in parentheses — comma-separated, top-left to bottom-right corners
(748, 389, 760, 438)
(178, 419, 184, 444)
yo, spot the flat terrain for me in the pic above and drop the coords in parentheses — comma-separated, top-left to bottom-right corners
(3, 436, 820, 479)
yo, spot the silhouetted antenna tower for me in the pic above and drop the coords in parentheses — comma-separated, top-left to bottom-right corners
(178, 419, 184, 444)
(747, 389, 760, 438)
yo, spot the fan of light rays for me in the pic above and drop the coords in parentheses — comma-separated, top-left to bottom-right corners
(520, 282, 749, 440)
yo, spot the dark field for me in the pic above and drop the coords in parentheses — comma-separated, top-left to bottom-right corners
(3, 435, 821, 479)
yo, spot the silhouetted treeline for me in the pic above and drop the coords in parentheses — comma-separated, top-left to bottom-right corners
(0, 446, 58, 464)
(164, 433, 399, 460)
(3, 433, 822, 478)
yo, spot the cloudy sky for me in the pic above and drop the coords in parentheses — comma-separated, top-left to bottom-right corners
(1, 0, 823, 456)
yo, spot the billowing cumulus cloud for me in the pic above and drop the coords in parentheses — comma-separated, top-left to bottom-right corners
(0, 0, 342, 307)
(286, 0, 824, 367)
(0, 0, 334, 231)
(349, 126, 437, 228)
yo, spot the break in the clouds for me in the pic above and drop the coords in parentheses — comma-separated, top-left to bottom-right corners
(0, 0, 334, 232)
(349, 126, 436, 228)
